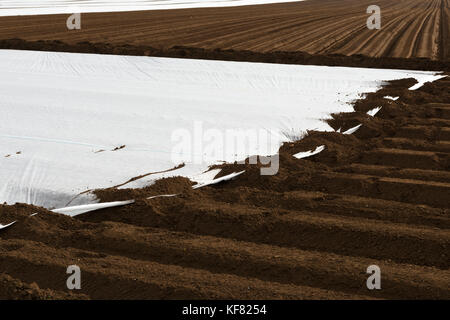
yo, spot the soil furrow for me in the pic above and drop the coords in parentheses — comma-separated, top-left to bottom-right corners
(1, 221, 449, 299)
(0, 239, 372, 300)
(383, 138, 450, 153)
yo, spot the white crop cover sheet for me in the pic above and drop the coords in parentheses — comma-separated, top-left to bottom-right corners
(0, 49, 443, 209)
(0, 0, 304, 16)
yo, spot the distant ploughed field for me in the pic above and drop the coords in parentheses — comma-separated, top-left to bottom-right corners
(0, 0, 449, 61)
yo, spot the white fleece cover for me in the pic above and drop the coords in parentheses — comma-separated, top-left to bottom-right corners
(0, 0, 304, 16)
(0, 49, 443, 208)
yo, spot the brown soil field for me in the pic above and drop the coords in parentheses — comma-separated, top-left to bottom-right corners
(0, 0, 449, 61)
(1, 75, 449, 300)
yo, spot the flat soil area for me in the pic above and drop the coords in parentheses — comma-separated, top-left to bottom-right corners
(0, 0, 449, 60)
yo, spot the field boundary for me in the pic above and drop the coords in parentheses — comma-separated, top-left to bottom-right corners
(1, 38, 449, 72)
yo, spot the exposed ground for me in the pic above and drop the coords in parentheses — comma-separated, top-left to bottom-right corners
(0, 0, 449, 60)
(0, 75, 449, 300)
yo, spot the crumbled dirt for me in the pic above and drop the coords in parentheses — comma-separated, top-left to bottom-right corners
(94, 176, 195, 202)
(0, 273, 88, 300)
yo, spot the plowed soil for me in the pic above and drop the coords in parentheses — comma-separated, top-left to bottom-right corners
(1, 0, 449, 300)
(0, 0, 449, 60)
(1, 75, 449, 300)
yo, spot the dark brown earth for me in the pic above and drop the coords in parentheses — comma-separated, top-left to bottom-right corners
(0, 273, 88, 300)
(0, 75, 449, 300)
(1, 38, 450, 72)
(0, 0, 449, 60)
